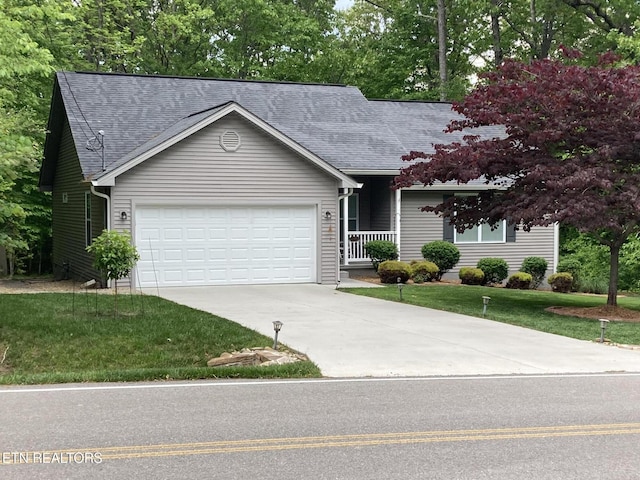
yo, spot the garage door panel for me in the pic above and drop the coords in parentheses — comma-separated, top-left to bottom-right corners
(136, 206, 316, 287)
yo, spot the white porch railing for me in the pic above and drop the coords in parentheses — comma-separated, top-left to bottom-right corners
(344, 231, 397, 263)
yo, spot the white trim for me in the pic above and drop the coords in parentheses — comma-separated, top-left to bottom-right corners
(342, 193, 349, 266)
(342, 169, 400, 176)
(84, 191, 92, 247)
(93, 102, 358, 189)
(553, 222, 560, 273)
(395, 188, 401, 259)
(404, 183, 507, 191)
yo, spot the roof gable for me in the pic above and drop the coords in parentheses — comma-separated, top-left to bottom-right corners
(93, 101, 358, 188)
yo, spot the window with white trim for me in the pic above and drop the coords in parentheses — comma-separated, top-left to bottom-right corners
(454, 221, 506, 243)
(85, 192, 92, 247)
(452, 193, 506, 244)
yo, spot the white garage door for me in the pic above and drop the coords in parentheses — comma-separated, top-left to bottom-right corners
(135, 206, 316, 287)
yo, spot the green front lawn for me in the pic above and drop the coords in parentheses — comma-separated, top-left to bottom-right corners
(0, 293, 320, 384)
(342, 284, 640, 345)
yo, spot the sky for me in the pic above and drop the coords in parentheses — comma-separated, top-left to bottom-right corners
(335, 0, 355, 10)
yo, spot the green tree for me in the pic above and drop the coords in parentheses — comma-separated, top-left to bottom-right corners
(0, 6, 54, 276)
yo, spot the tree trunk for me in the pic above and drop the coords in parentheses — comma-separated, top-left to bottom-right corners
(437, 0, 447, 101)
(490, 0, 503, 67)
(607, 243, 620, 306)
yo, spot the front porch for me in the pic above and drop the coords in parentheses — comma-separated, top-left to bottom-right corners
(342, 231, 397, 263)
(340, 175, 400, 266)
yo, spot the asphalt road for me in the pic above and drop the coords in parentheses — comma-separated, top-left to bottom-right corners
(1, 374, 640, 479)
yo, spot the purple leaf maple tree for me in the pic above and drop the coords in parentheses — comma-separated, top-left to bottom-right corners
(395, 52, 640, 306)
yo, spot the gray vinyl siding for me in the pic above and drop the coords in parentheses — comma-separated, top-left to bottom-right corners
(112, 112, 339, 284)
(52, 121, 105, 283)
(400, 191, 556, 278)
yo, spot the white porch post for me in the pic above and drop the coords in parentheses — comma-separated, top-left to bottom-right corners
(553, 222, 559, 273)
(395, 188, 402, 260)
(343, 194, 350, 266)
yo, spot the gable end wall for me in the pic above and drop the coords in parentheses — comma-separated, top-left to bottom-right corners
(111, 112, 340, 284)
(52, 120, 105, 283)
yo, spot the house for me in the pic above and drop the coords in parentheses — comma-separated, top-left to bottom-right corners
(39, 72, 558, 288)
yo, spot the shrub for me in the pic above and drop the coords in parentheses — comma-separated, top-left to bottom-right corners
(364, 240, 398, 272)
(506, 272, 533, 290)
(576, 277, 609, 295)
(86, 230, 140, 292)
(378, 260, 412, 284)
(548, 272, 574, 293)
(476, 258, 509, 285)
(556, 258, 582, 291)
(459, 267, 484, 285)
(520, 257, 548, 289)
(410, 261, 439, 283)
(421, 241, 460, 280)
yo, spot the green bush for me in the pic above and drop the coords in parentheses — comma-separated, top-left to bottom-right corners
(86, 230, 140, 292)
(459, 267, 484, 285)
(410, 261, 439, 283)
(364, 240, 398, 272)
(577, 277, 609, 295)
(548, 272, 573, 293)
(556, 258, 582, 291)
(378, 260, 412, 284)
(421, 241, 460, 280)
(476, 258, 509, 285)
(520, 257, 548, 289)
(506, 272, 533, 290)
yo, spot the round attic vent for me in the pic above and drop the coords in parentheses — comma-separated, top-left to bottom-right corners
(220, 130, 241, 152)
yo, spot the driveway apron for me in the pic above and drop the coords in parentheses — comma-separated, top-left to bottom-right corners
(155, 284, 640, 377)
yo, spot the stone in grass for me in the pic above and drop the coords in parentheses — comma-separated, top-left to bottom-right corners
(207, 347, 307, 368)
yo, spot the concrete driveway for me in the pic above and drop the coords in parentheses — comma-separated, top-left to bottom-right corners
(156, 283, 640, 377)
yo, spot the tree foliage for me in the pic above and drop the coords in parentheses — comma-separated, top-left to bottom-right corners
(86, 230, 140, 287)
(396, 53, 640, 306)
(0, 4, 55, 276)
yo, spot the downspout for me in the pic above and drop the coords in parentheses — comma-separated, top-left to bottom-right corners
(339, 188, 354, 267)
(90, 184, 110, 231)
(90, 183, 112, 288)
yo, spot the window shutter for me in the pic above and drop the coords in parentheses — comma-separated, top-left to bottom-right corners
(506, 222, 517, 243)
(443, 195, 454, 242)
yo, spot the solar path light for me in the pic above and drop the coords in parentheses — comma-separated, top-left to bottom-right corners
(599, 319, 609, 343)
(482, 296, 491, 317)
(272, 321, 283, 349)
(397, 277, 404, 301)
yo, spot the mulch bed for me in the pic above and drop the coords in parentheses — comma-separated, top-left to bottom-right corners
(546, 306, 640, 323)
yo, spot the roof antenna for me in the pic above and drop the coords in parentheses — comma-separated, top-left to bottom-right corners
(86, 130, 105, 171)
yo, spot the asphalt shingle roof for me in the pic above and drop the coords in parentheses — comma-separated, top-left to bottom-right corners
(44, 71, 504, 183)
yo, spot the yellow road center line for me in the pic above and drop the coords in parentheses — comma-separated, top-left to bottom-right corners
(4, 423, 640, 464)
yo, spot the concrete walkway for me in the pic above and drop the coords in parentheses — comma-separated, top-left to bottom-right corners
(155, 284, 640, 377)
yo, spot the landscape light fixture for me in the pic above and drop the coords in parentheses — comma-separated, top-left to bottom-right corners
(397, 276, 404, 301)
(599, 318, 609, 343)
(482, 296, 491, 316)
(272, 320, 283, 349)
(120, 211, 127, 221)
